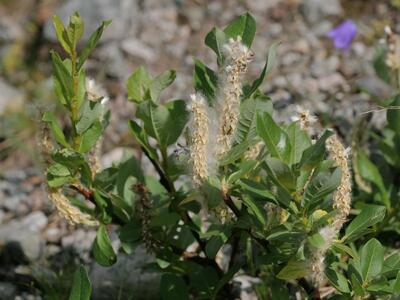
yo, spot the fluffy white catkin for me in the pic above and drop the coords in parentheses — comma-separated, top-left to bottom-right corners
(48, 189, 99, 226)
(327, 134, 352, 230)
(310, 134, 352, 287)
(215, 36, 254, 158)
(188, 93, 210, 185)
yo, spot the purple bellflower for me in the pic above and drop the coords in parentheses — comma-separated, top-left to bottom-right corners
(327, 20, 357, 51)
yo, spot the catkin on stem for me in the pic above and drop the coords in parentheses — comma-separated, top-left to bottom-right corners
(188, 93, 211, 185)
(326, 134, 352, 231)
(47, 188, 99, 226)
(215, 36, 254, 158)
(133, 183, 160, 252)
(310, 134, 352, 287)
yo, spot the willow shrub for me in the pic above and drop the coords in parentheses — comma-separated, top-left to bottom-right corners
(42, 12, 400, 299)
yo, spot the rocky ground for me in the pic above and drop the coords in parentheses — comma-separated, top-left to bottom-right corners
(0, 0, 399, 299)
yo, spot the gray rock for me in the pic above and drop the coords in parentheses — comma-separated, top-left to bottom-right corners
(0, 212, 47, 260)
(90, 247, 160, 300)
(0, 16, 24, 42)
(301, 0, 342, 24)
(0, 282, 17, 300)
(2, 194, 25, 212)
(0, 181, 17, 196)
(357, 76, 394, 99)
(121, 38, 157, 62)
(44, 0, 140, 43)
(61, 229, 96, 254)
(311, 56, 340, 77)
(2, 169, 26, 182)
(96, 43, 129, 78)
(318, 73, 346, 92)
(0, 80, 24, 115)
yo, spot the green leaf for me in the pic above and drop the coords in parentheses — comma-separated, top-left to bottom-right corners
(47, 175, 74, 188)
(190, 267, 219, 297)
(78, 20, 111, 70)
(256, 112, 291, 162)
(344, 205, 386, 242)
(235, 94, 272, 144)
(202, 176, 223, 209)
(302, 168, 341, 211)
(219, 141, 251, 166)
(52, 15, 72, 54)
(193, 59, 218, 103)
(137, 100, 189, 148)
(264, 157, 296, 192)
(331, 243, 359, 259)
(326, 268, 350, 294)
(92, 225, 117, 267)
(286, 122, 311, 165)
(244, 42, 279, 99)
(76, 101, 104, 134)
(79, 120, 102, 153)
(116, 154, 145, 198)
(48, 162, 71, 177)
(160, 274, 189, 300)
(47, 163, 73, 187)
(52, 148, 85, 169)
(373, 45, 391, 84)
(204, 27, 226, 64)
(151, 212, 180, 227)
(277, 259, 308, 280)
(42, 112, 70, 148)
(357, 151, 389, 208)
(297, 130, 333, 171)
(128, 120, 159, 163)
(67, 12, 84, 49)
(360, 238, 385, 282)
(51, 51, 74, 104)
(382, 253, 400, 277)
(150, 70, 176, 102)
(227, 160, 257, 184)
(205, 236, 224, 259)
(242, 194, 267, 225)
(238, 179, 276, 203)
(126, 66, 152, 103)
(393, 272, 400, 294)
(351, 273, 365, 296)
(68, 265, 91, 300)
(223, 12, 256, 47)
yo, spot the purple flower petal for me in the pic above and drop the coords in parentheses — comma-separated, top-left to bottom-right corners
(327, 20, 357, 50)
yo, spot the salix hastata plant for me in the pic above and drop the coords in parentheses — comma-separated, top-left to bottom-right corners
(42, 12, 400, 299)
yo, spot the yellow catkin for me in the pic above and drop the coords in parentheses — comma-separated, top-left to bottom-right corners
(310, 134, 352, 287)
(48, 188, 99, 226)
(326, 134, 352, 230)
(216, 36, 254, 158)
(188, 93, 210, 185)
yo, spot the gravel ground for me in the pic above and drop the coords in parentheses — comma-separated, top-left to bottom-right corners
(0, 0, 398, 298)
